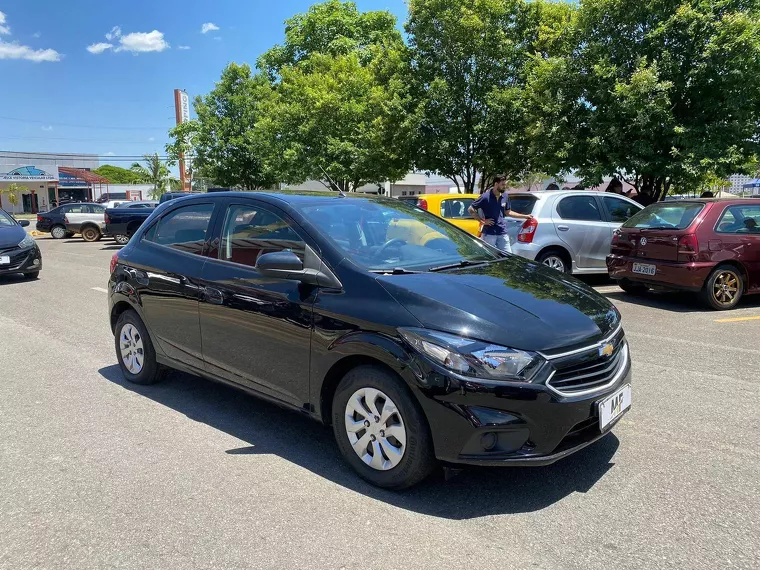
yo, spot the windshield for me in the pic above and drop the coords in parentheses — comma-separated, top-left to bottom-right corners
(623, 202, 704, 230)
(0, 210, 17, 227)
(298, 199, 501, 271)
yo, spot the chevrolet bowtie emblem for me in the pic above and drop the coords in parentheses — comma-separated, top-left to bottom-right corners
(599, 343, 614, 358)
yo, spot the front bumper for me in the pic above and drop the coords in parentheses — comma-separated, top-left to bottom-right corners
(0, 245, 42, 274)
(409, 350, 632, 466)
(607, 254, 712, 291)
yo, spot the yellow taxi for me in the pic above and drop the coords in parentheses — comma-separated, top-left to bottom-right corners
(415, 193, 481, 236)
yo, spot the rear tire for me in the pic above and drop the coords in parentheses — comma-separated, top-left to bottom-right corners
(701, 265, 743, 310)
(50, 225, 66, 239)
(537, 249, 570, 273)
(332, 365, 436, 490)
(114, 234, 130, 245)
(618, 279, 648, 295)
(114, 310, 164, 385)
(81, 226, 101, 242)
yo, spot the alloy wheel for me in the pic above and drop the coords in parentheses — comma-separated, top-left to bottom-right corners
(51, 226, 66, 239)
(344, 387, 407, 471)
(542, 255, 566, 272)
(119, 323, 145, 374)
(712, 270, 739, 307)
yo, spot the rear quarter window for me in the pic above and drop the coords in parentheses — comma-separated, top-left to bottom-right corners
(509, 195, 537, 215)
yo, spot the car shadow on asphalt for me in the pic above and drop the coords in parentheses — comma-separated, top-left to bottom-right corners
(602, 290, 760, 313)
(100, 245, 123, 251)
(99, 364, 620, 519)
(0, 274, 39, 286)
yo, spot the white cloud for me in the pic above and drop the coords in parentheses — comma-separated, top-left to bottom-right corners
(115, 30, 169, 53)
(0, 40, 61, 62)
(105, 26, 121, 41)
(87, 42, 113, 54)
(178, 45, 191, 50)
(103, 151, 115, 156)
(201, 22, 219, 34)
(148, 137, 155, 142)
(0, 11, 10, 35)
(32, 31, 41, 38)
(41, 125, 53, 131)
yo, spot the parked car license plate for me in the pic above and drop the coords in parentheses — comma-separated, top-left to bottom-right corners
(0, 255, 9, 265)
(598, 384, 631, 431)
(632, 262, 656, 276)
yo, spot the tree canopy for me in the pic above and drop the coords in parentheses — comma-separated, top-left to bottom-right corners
(92, 165, 145, 185)
(524, 0, 760, 200)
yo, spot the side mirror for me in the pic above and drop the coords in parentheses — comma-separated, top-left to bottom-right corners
(255, 249, 341, 288)
(256, 250, 304, 274)
(18, 220, 30, 227)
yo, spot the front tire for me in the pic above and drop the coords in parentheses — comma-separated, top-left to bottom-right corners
(332, 365, 436, 490)
(50, 225, 66, 239)
(81, 226, 101, 242)
(114, 234, 130, 245)
(114, 310, 164, 385)
(701, 265, 743, 310)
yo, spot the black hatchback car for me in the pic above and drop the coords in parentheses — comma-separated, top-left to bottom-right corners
(108, 192, 632, 489)
(0, 208, 42, 279)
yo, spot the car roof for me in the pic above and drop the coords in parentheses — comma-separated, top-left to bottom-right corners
(164, 190, 395, 208)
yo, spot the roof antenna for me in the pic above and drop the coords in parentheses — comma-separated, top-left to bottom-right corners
(319, 166, 346, 197)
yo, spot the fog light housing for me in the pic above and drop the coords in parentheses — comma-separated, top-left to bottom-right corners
(481, 432, 498, 451)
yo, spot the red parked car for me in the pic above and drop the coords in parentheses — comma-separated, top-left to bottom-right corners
(607, 199, 760, 310)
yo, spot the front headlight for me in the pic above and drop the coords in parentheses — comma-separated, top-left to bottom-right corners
(18, 234, 35, 249)
(399, 328, 545, 383)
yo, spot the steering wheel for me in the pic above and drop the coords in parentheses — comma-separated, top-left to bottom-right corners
(373, 238, 407, 259)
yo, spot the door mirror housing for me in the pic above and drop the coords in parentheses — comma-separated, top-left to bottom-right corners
(18, 220, 30, 227)
(255, 249, 341, 289)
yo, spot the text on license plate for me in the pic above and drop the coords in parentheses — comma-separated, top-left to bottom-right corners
(598, 384, 631, 431)
(632, 262, 656, 276)
(0, 255, 9, 265)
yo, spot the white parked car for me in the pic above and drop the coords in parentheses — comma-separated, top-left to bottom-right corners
(504, 190, 643, 274)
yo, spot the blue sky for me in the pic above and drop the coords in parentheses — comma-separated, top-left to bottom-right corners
(0, 0, 407, 168)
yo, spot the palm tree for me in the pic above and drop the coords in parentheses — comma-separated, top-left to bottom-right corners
(131, 153, 171, 199)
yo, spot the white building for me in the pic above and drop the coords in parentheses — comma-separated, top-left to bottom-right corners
(283, 172, 428, 198)
(726, 173, 760, 196)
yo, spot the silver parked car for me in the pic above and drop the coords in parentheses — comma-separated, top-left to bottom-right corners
(504, 191, 643, 274)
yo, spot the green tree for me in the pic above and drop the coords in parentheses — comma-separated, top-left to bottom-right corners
(167, 63, 277, 190)
(524, 0, 760, 202)
(257, 0, 414, 191)
(406, 0, 575, 193)
(130, 153, 171, 199)
(91, 165, 144, 184)
(1, 182, 26, 207)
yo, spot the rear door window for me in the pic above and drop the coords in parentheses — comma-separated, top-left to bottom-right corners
(623, 203, 704, 230)
(716, 205, 760, 234)
(440, 198, 474, 219)
(557, 196, 602, 221)
(144, 203, 214, 256)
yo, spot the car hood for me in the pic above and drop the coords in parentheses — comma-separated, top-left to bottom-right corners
(0, 225, 26, 249)
(376, 257, 619, 353)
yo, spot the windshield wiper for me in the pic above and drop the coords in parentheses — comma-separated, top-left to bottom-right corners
(370, 267, 421, 275)
(428, 260, 485, 272)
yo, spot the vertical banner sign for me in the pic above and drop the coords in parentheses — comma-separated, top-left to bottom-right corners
(174, 89, 191, 191)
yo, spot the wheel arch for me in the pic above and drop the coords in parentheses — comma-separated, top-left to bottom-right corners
(536, 245, 572, 269)
(707, 261, 749, 293)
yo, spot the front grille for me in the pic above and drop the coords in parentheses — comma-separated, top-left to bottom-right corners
(546, 329, 628, 396)
(0, 246, 31, 270)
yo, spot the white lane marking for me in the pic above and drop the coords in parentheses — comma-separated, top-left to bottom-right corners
(91, 287, 108, 293)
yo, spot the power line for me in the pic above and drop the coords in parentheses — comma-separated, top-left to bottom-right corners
(0, 115, 172, 131)
(0, 135, 165, 144)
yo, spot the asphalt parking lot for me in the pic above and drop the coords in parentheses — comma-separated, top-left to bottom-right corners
(1, 234, 758, 570)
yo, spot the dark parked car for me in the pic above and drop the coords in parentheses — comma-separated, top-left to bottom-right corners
(104, 201, 159, 245)
(108, 192, 632, 489)
(0, 209, 41, 279)
(608, 199, 760, 309)
(158, 191, 202, 204)
(36, 203, 103, 239)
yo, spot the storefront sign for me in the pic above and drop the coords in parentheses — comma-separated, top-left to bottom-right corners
(0, 165, 58, 182)
(58, 171, 87, 187)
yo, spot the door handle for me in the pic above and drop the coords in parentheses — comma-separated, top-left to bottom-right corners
(557, 225, 569, 231)
(203, 287, 224, 305)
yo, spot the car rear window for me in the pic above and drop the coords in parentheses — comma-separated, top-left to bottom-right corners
(622, 202, 704, 230)
(509, 195, 537, 215)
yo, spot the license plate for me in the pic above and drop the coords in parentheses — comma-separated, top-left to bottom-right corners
(0, 255, 9, 265)
(598, 384, 631, 431)
(632, 262, 656, 276)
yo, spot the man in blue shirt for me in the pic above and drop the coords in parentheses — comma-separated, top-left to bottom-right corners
(467, 174, 533, 252)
